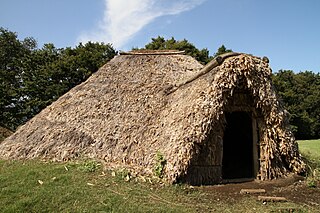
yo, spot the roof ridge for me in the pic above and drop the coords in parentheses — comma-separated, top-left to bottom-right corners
(119, 50, 185, 55)
(164, 52, 241, 94)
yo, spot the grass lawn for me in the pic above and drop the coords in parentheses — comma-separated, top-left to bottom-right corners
(298, 139, 320, 169)
(298, 139, 320, 189)
(0, 140, 319, 212)
(298, 139, 320, 159)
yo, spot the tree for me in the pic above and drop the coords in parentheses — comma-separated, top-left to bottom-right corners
(0, 28, 117, 130)
(141, 36, 233, 64)
(18, 42, 117, 126)
(214, 45, 232, 57)
(0, 28, 36, 129)
(143, 36, 211, 64)
(272, 70, 320, 139)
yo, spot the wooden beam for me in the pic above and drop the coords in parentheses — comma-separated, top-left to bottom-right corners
(164, 52, 241, 94)
(257, 196, 287, 202)
(119, 50, 185, 55)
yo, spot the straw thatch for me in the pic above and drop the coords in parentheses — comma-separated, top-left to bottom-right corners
(0, 50, 305, 184)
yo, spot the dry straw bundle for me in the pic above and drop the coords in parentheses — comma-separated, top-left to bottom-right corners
(0, 51, 305, 184)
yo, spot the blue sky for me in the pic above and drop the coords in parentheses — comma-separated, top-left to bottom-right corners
(1, 0, 319, 73)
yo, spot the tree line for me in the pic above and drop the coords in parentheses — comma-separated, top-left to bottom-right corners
(0, 28, 319, 139)
(0, 28, 117, 130)
(272, 71, 320, 139)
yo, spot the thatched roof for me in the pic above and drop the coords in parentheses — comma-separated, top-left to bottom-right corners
(0, 51, 305, 183)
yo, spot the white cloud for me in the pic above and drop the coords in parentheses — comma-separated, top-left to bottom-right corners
(78, 0, 206, 49)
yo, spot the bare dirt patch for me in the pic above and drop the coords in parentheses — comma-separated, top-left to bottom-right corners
(199, 175, 320, 208)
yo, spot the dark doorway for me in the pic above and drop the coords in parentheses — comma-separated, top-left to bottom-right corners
(222, 112, 254, 179)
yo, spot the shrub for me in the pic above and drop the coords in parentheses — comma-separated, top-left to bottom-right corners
(78, 160, 100, 173)
(154, 151, 167, 178)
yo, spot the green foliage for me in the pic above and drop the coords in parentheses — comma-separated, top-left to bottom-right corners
(112, 168, 132, 182)
(0, 28, 117, 130)
(140, 36, 233, 65)
(78, 160, 100, 173)
(214, 44, 232, 57)
(154, 151, 167, 178)
(306, 169, 319, 188)
(273, 71, 320, 139)
(298, 140, 320, 187)
(143, 36, 212, 64)
(0, 28, 35, 129)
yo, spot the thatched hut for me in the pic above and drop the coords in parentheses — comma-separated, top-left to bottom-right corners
(0, 50, 305, 185)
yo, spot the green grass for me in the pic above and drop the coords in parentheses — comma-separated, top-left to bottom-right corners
(0, 160, 207, 212)
(298, 139, 320, 159)
(298, 139, 320, 169)
(1, 140, 320, 212)
(0, 160, 314, 212)
(298, 139, 320, 188)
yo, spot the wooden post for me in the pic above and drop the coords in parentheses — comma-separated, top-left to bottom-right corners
(252, 116, 259, 178)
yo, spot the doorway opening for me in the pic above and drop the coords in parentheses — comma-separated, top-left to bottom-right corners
(222, 111, 254, 180)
